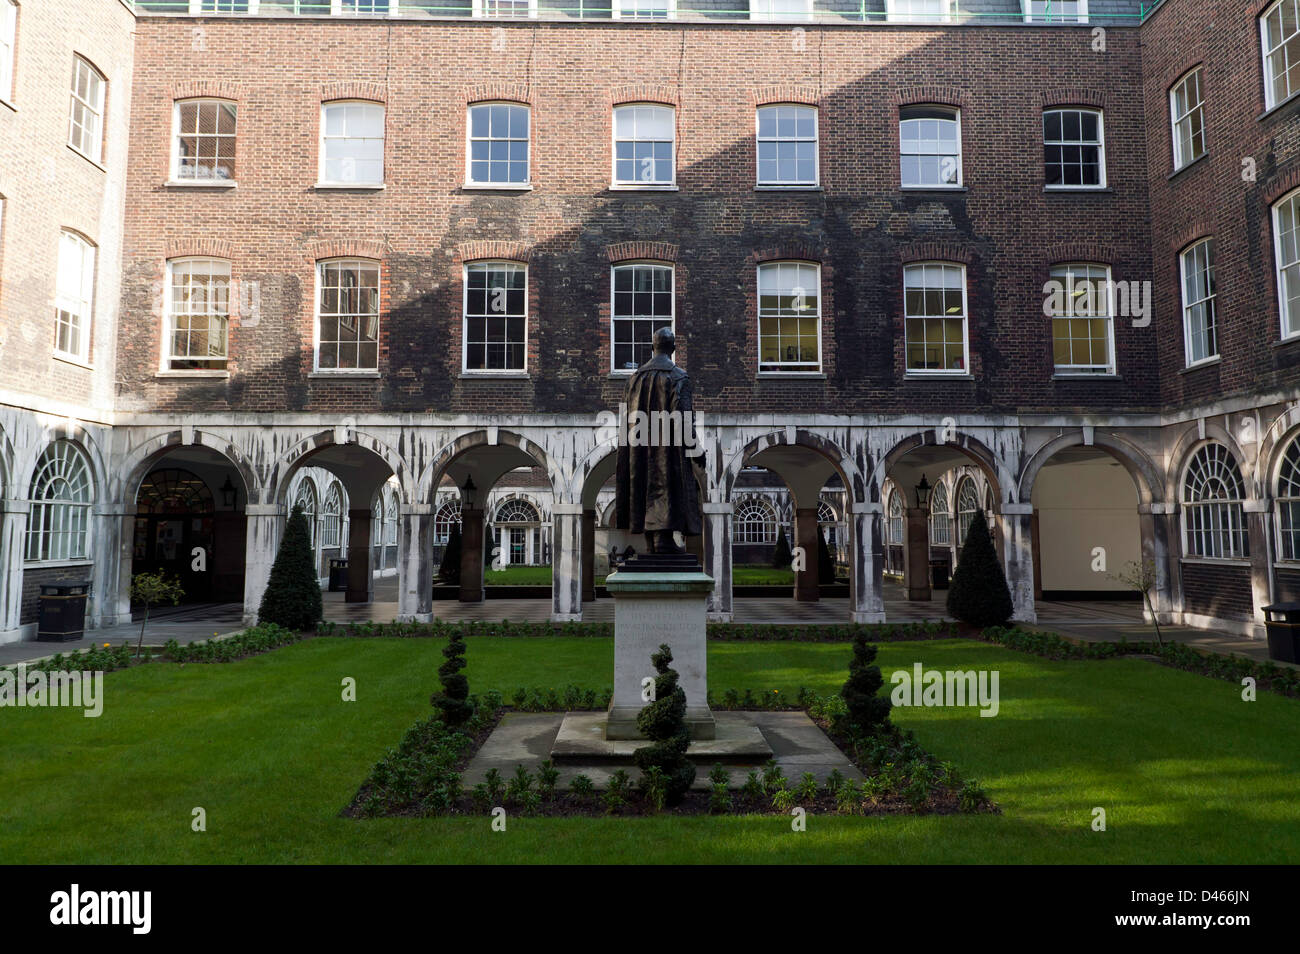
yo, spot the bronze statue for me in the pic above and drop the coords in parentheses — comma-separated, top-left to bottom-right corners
(614, 327, 703, 554)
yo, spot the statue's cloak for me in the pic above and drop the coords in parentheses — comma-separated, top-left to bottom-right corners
(614, 353, 703, 536)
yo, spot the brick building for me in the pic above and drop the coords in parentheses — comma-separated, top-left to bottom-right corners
(1, 0, 1297, 641)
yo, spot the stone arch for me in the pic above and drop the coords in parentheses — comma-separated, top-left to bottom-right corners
(1165, 422, 1255, 504)
(722, 428, 865, 504)
(270, 429, 414, 508)
(1017, 431, 1162, 506)
(874, 430, 1013, 506)
(418, 428, 560, 505)
(118, 428, 260, 507)
(16, 425, 109, 507)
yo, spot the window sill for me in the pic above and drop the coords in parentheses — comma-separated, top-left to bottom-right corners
(608, 184, 678, 192)
(904, 372, 972, 380)
(1052, 372, 1119, 380)
(1179, 557, 1251, 568)
(460, 371, 529, 380)
(156, 370, 230, 378)
(68, 144, 106, 172)
(755, 184, 821, 192)
(757, 371, 826, 379)
(1273, 335, 1300, 348)
(461, 183, 533, 192)
(165, 179, 237, 189)
(1179, 356, 1221, 374)
(52, 352, 93, 371)
(1257, 90, 1300, 122)
(23, 559, 94, 571)
(315, 182, 386, 191)
(901, 185, 966, 193)
(1168, 152, 1208, 181)
(1044, 185, 1112, 193)
(309, 370, 380, 379)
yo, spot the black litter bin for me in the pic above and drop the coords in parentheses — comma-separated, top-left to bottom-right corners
(328, 558, 349, 592)
(930, 559, 950, 590)
(1262, 602, 1300, 664)
(37, 582, 90, 642)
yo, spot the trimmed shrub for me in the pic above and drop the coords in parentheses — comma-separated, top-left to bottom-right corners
(841, 633, 892, 737)
(771, 527, 792, 569)
(438, 522, 462, 584)
(257, 506, 323, 631)
(633, 643, 696, 805)
(946, 510, 1013, 628)
(432, 631, 472, 727)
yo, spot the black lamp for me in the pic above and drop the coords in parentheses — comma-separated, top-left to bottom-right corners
(915, 474, 931, 511)
(460, 475, 477, 510)
(220, 475, 237, 508)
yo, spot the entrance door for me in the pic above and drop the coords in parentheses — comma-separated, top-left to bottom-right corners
(509, 527, 526, 565)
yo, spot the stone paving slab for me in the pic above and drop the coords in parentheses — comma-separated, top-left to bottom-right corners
(551, 712, 773, 762)
(462, 711, 861, 790)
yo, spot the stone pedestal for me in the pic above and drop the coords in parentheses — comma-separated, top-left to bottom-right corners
(603, 556, 715, 741)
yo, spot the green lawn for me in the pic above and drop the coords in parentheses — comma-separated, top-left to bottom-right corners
(1, 636, 1297, 863)
(485, 565, 802, 585)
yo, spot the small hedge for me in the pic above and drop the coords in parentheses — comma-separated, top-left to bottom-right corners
(316, 618, 960, 642)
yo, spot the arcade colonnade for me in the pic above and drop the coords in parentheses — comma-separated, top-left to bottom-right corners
(5, 405, 1300, 642)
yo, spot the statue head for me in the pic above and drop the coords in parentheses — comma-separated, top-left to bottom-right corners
(653, 326, 676, 356)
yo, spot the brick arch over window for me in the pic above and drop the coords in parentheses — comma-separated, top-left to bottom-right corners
(306, 239, 389, 261)
(165, 237, 236, 260)
(171, 80, 243, 103)
(465, 82, 530, 106)
(748, 245, 826, 266)
(750, 85, 820, 107)
(606, 241, 678, 263)
(1038, 88, 1107, 109)
(899, 241, 973, 266)
(456, 240, 533, 264)
(892, 86, 971, 109)
(608, 85, 678, 107)
(321, 81, 385, 103)
(1171, 223, 1214, 253)
(1043, 241, 1115, 266)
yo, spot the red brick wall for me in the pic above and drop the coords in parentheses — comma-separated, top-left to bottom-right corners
(117, 19, 1155, 416)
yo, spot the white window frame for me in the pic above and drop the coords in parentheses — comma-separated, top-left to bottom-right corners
(1181, 443, 1249, 561)
(330, 0, 398, 14)
(321, 481, 344, 549)
(188, 0, 260, 13)
(68, 55, 104, 165)
(613, 0, 676, 19)
(434, 499, 461, 545)
(314, 257, 381, 373)
(929, 480, 951, 546)
(1262, 0, 1300, 111)
(318, 100, 385, 188)
(749, 0, 812, 22)
(611, 103, 676, 190)
(887, 489, 904, 545)
(755, 104, 819, 188)
(903, 261, 969, 375)
(170, 98, 238, 185)
(1273, 187, 1300, 341)
(1169, 67, 1206, 171)
(471, 0, 538, 18)
(899, 105, 962, 190)
(162, 257, 231, 374)
(885, 0, 953, 23)
(610, 262, 675, 374)
(1022, 0, 1087, 23)
(54, 230, 94, 364)
(1, 0, 17, 104)
(465, 101, 531, 189)
(462, 261, 528, 374)
(757, 260, 822, 374)
(293, 479, 317, 549)
(1276, 434, 1300, 561)
(1180, 239, 1218, 368)
(1043, 106, 1106, 190)
(1048, 263, 1117, 376)
(736, 498, 778, 544)
(24, 441, 93, 564)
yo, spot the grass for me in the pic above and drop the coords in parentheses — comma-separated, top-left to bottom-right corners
(1, 636, 1297, 863)
(484, 565, 808, 585)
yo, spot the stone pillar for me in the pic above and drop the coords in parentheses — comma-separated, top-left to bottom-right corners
(459, 506, 485, 603)
(1245, 500, 1272, 630)
(0, 501, 29, 643)
(794, 507, 820, 602)
(552, 503, 582, 622)
(905, 507, 931, 601)
(1001, 503, 1037, 623)
(581, 508, 596, 602)
(242, 504, 283, 627)
(702, 501, 732, 621)
(851, 502, 885, 623)
(346, 508, 372, 603)
(397, 502, 433, 622)
(1141, 502, 1178, 623)
(90, 504, 134, 629)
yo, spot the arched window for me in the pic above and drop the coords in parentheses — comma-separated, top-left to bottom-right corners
(26, 441, 93, 562)
(956, 477, 980, 545)
(888, 489, 904, 545)
(816, 500, 836, 524)
(383, 489, 398, 546)
(1182, 443, 1248, 559)
(495, 499, 539, 524)
(293, 479, 318, 549)
(321, 482, 344, 549)
(1277, 435, 1300, 560)
(136, 469, 214, 514)
(435, 498, 462, 544)
(736, 498, 777, 544)
(929, 480, 951, 545)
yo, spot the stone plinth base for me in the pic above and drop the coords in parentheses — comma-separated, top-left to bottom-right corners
(550, 712, 772, 764)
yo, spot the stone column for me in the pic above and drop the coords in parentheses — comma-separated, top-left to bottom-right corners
(1245, 500, 1272, 630)
(346, 508, 372, 604)
(242, 503, 283, 627)
(702, 501, 732, 621)
(459, 506, 486, 603)
(851, 502, 885, 623)
(905, 507, 931, 601)
(93, 504, 135, 629)
(397, 502, 433, 622)
(1139, 502, 1177, 623)
(0, 501, 29, 642)
(1001, 502, 1037, 623)
(551, 503, 583, 622)
(581, 508, 596, 603)
(794, 506, 820, 602)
